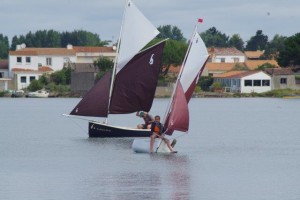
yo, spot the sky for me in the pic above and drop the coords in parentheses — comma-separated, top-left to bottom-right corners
(1, 0, 299, 45)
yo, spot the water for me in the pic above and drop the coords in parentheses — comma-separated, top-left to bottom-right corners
(1, 98, 300, 200)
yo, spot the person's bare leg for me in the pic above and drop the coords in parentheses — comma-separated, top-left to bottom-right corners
(150, 134, 156, 153)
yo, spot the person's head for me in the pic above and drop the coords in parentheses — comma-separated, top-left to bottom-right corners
(154, 115, 160, 122)
(139, 111, 145, 117)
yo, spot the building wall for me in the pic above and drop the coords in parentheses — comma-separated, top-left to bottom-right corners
(9, 55, 76, 77)
(14, 73, 41, 90)
(271, 75, 300, 90)
(71, 72, 96, 95)
(0, 69, 8, 78)
(241, 72, 271, 93)
(213, 55, 245, 63)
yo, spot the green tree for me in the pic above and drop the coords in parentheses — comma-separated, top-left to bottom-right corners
(262, 34, 286, 59)
(157, 25, 186, 42)
(256, 62, 277, 70)
(245, 30, 268, 50)
(0, 34, 9, 59)
(228, 34, 244, 51)
(277, 33, 300, 67)
(27, 80, 43, 91)
(61, 30, 109, 47)
(200, 27, 229, 47)
(50, 70, 66, 85)
(93, 57, 114, 79)
(198, 76, 213, 91)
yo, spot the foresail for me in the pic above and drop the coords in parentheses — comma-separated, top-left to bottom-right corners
(70, 71, 111, 117)
(180, 32, 209, 102)
(116, 0, 160, 73)
(109, 41, 165, 114)
(164, 82, 189, 135)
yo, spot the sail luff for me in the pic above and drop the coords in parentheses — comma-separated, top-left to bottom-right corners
(162, 24, 198, 125)
(105, 0, 130, 123)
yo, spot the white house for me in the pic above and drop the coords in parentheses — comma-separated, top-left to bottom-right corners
(73, 46, 116, 63)
(208, 47, 245, 63)
(214, 71, 272, 93)
(9, 44, 77, 78)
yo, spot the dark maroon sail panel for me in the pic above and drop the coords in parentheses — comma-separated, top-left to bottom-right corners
(109, 41, 165, 114)
(70, 71, 111, 117)
(165, 82, 189, 135)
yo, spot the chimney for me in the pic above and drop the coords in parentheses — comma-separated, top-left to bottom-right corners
(67, 44, 73, 49)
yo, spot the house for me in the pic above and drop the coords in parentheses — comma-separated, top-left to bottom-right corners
(265, 68, 300, 90)
(11, 66, 53, 90)
(8, 44, 117, 90)
(0, 60, 9, 78)
(202, 62, 247, 76)
(214, 70, 272, 93)
(245, 60, 279, 70)
(208, 47, 245, 63)
(73, 46, 116, 63)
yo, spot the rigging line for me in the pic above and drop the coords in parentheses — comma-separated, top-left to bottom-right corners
(68, 116, 89, 135)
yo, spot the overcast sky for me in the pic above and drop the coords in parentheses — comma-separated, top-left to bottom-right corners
(1, 0, 299, 44)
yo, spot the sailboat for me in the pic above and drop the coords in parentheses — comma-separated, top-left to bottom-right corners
(132, 19, 209, 153)
(65, 0, 166, 137)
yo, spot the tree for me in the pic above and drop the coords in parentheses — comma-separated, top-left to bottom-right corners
(262, 34, 286, 59)
(27, 80, 43, 91)
(0, 34, 9, 59)
(200, 27, 229, 47)
(198, 76, 213, 91)
(228, 34, 244, 51)
(157, 25, 186, 42)
(93, 57, 114, 79)
(61, 30, 109, 47)
(256, 62, 277, 71)
(245, 30, 268, 50)
(50, 70, 66, 85)
(277, 33, 300, 67)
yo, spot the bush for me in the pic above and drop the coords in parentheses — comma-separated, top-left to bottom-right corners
(27, 80, 43, 91)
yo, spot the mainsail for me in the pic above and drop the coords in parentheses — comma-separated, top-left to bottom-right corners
(163, 24, 209, 135)
(116, 0, 160, 73)
(69, 0, 163, 118)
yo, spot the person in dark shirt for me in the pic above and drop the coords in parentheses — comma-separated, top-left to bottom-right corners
(136, 111, 153, 129)
(150, 115, 177, 153)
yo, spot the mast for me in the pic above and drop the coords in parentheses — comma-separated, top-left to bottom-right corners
(162, 21, 200, 125)
(105, 0, 129, 124)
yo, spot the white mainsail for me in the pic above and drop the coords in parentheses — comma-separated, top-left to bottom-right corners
(180, 31, 209, 93)
(116, 0, 160, 73)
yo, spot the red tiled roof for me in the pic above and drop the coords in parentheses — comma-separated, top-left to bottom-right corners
(206, 62, 238, 71)
(0, 60, 8, 69)
(12, 67, 53, 72)
(245, 60, 279, 70)
(73, 46, 115, 53)
(208, 47, 244, 56)
(265, 68, 294, 75)
(168, 65, 181, 73)
(10, 48, 76, 56)
(214, 70, 268, 78)
(244, 50, 264, 59)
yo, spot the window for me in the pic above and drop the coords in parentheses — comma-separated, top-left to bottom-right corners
(253, 80, 261, 86)
(295, 76, 300, 84)
(26, 57, 31, 63)
(30, 76, 35, 82)
(17, 57, 22, 63)
(280, 78, 287, 84)
(262, 80, 270, 86)
(0, 72, 3, 78)
(244, 80, 252, 86)
(221, 58, 225, 63)
(46, 57, 52, 66)
(20, 76, 26, 83)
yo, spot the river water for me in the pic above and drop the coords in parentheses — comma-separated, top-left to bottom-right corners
(1, 97, 300, 200)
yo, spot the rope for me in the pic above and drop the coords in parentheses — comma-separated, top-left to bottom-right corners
(68, 117, 89, 136)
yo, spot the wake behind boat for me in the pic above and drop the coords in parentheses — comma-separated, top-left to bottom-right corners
(65, 0, 165, 138)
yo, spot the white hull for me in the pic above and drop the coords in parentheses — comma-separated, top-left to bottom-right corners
(132, 138, 174, 154)
(27, 90, 49, 98)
